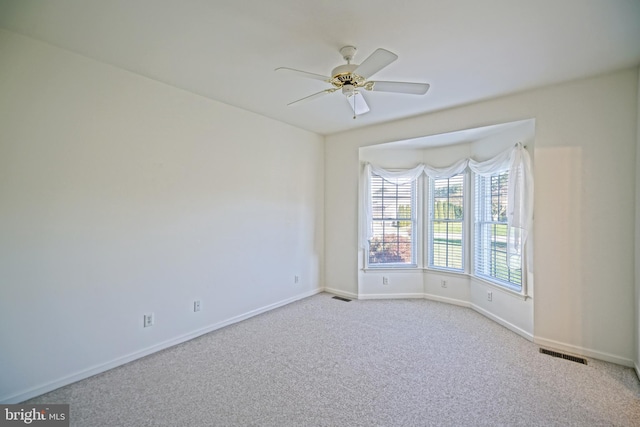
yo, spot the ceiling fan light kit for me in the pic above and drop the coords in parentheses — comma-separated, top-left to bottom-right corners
(276, 45, 430, 119)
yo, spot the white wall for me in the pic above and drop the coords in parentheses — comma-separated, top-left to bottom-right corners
(0, 29, 324, 403)
(326, 68, 639, 366)
(636, 69, 640, 377)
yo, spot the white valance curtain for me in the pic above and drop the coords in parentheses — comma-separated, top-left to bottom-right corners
(361, 143, 533, 269)
(423, 158, 469, 178)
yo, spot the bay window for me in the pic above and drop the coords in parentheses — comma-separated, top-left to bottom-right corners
(362, 143, 532, 294)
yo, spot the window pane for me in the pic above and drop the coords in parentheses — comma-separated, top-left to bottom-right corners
(491, 173, 508, 222)
(368, 173, 415, 266)
(369, 221, 413, 264)
(429, 174, 464, 271)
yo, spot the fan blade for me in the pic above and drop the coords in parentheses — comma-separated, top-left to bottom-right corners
(346, 91, 370, 116)
(353, 48, 398, 78)
(275, 67, 331, 82)
(287, 88, 336, 106)
(369, 81, 430, 95)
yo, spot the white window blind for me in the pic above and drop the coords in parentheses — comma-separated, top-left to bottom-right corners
(429, 174, 464, 271)
(474, 171, 522, 290)
(368, 172, 416, 266)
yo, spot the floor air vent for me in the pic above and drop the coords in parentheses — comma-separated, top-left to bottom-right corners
(539, 348, 588, 365)
(332, 296, 352, 302)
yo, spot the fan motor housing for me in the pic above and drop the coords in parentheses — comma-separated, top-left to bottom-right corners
(330, 64, 366, 89)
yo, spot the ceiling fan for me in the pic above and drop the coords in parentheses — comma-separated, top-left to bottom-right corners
(275, 45, 430, 118)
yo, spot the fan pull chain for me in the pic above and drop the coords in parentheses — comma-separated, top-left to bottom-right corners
(353, 90, 357, 120)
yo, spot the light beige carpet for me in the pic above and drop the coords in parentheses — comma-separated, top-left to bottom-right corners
(27, 293, 640, 426)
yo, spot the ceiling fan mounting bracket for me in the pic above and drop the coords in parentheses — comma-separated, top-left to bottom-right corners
(339, 45, 357, 63)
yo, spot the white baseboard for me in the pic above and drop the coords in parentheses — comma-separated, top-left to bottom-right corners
(322, 287, 358, 300)
(635, 363, 640, 381)
(423, 293, 471, 308)
(471, 303, 534, 342)
(1, 288, 322, 404)
(534, 336, 634, 368)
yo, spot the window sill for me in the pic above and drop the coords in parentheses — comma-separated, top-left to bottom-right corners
(362, 266, 419, 273)
(362, 267, 465, 275)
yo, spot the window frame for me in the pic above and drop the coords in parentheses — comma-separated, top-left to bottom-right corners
(365, 170, 418, 268)
(473, 170, 524, 292)
(427, 173, 466, 273)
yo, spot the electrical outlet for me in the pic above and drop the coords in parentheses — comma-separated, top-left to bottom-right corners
(294, 275, 299, 284)
(382, 276, 389, 285)
(143, 313, 154, 328)
(441, 280, 447, 288)
(194, 300, 201, 312)
(487, 291, 492, 302)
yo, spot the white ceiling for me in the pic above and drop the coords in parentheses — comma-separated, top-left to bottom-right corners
(1, 0, 639, 136)
(364, 119, 534, 150)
